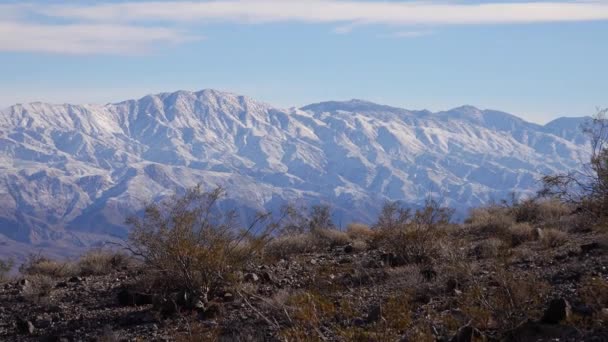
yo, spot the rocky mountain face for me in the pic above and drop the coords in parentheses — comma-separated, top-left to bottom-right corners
(0, 89, 591, 257)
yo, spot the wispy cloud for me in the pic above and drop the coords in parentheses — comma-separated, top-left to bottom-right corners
(0, 21, 197, 54)
(390, 30, 435, 38)
(2, 1, 608, 54)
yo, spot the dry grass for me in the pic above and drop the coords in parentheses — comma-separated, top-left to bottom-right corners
(21, 274, 55, 304)
(472, 238, 507, 259)
(507, 222, 537, 247)
(77, 250, 131, 276)
(19, 255, 76, 278)
(540, 228, 569, 248)
(467, 205, 514, 236)
(0, 258, 13, 283)
(346, 223, 375, 241)
(459, 269, 549, 330)
(265, 233, 317, 260)
(313, 228, 351, 247)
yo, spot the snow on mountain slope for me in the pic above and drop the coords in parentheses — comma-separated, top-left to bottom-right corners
(0, 89, 591, 256)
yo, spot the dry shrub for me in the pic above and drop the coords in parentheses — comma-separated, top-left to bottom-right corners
(472, 238, 508, 259)
(579, 276, 608, 312)
(536, 199, 571, 224)
(265, 233, 317, 260)
(0, 258, 13, 282)
(507, 222, 536, 247)
(126, 186, 274, 302)
(346, 223, 375, 241)
(77, 250, 131, 276)
(22, 274, 55, 304)
(467, 205, 514, 236)
(351, 239, 369, 252)
(19, 254, 76, 278)
(375, 199, 453, 265)
(313, 228, 351, 247)
(382, 226, 446, 265)
(280, 291, 336, 340)
(460, 270, 549, 330)
(540, 228, 568, 248)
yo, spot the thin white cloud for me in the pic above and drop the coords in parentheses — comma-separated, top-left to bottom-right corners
(390, 30, 435, 38)
(36, 1, 608, 25)
(0, 21, 198, 54)
(2, 1, 608, 54)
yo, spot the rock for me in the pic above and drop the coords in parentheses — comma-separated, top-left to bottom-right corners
(261, 271, 274, 283)
(310, 259, 318, 265)
(450, 325, 484, 342)
(534, 228, 544, 240)
(380, 252, 407, 267)
(16, 318, 35, 335)
(541, 298, 571, 324)
(244, 273, 259, 283)
(420, 267, 437, 281)
(35, 316, 52, 329)
(367, 305, 382, 323)
(344, 245, 354, 254)
(201, 302, 223, 319)
(120, 311, 158, 326)
(223, 292, 234, 302)
(117, 288, 154, 306)
(580, 242, 606, 254)
(506, 321, 580, 341)
(352, 318, 366, 327)
(338, 258, 351, 264)
(55, 281, 68, 288)
(68, 276, 82, 283)
(194, 300, 206, 311)
(446, 278, 459, 292)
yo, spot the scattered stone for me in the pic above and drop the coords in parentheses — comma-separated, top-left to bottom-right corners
(541, 298, 572, 324)
(68, 276, 82, 283)
(117, 288, 154, 306)
(244, 273, 259, 283)
(16, 318, 35, 335)
(367, 304, 382, 323)
(223, 292, 234, 302)
(261, 271, 274, 283)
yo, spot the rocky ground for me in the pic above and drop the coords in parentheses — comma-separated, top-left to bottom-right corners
(1, 228, 607, 341)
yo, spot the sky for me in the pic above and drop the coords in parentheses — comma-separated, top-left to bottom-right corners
(0, 1, 607, 124)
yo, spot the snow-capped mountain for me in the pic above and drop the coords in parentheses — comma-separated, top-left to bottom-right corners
(0, 89, 591, 257)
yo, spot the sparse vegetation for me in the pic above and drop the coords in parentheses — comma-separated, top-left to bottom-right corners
(0, 258, 13, 282)
(2, 162, 607, 341)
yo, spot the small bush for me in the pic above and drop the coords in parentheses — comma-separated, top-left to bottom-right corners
(313, 228, 351, 247)
(467, 205, 514, 236)
(346, 223, 375, 241)
(507, 222, 536, 247)
(472, 238, 507, 259)
(77, 250, 131, 276)
(265, 233, 317, 259)
(0, 258, 13, 282)
(460, 270, 549, 330)
(19, 254, 75, 278)
(540, 228, 568, 248)
(126, 186, 273, 302)
(22, 274, 55, 304)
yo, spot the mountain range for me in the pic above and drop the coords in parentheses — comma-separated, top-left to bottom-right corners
(0, 89, 591, 259)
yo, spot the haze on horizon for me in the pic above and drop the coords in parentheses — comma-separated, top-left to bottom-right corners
(1, 0, 607, 124)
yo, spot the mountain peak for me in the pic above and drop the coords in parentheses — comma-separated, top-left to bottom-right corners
(301, 99, 408, 114)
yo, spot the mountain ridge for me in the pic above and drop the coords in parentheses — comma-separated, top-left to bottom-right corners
(0, 89, 592, 259)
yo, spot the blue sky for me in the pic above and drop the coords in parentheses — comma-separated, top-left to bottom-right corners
(0, 1, 607, 123)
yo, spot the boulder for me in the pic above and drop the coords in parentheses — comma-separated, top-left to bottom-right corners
(541, 298, 571, 324)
